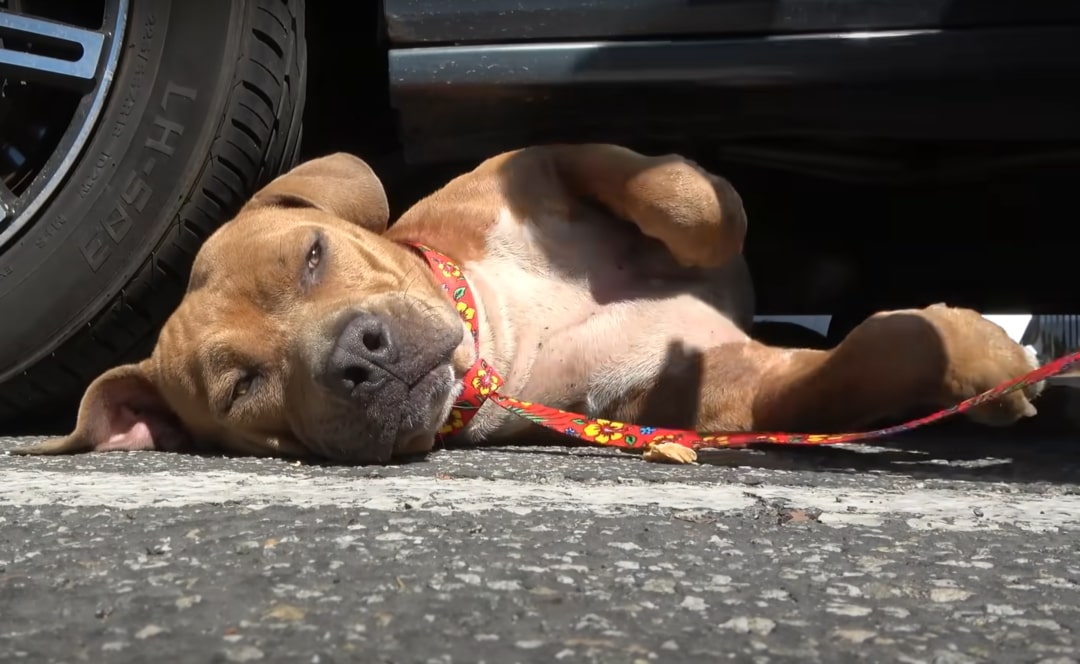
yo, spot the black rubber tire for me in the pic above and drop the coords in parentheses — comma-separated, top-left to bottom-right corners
(0, 0, 307, 422)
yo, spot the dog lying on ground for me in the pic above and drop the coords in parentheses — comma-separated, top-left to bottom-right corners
(16, 144, 1044, 464)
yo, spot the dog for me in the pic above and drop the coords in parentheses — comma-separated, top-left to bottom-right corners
(15, 144, 1044, 464)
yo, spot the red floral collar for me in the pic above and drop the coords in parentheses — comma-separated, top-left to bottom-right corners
(409, 244, 504, 437)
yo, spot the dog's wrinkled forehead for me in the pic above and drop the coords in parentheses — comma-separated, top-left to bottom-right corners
(189, 208, 325, 293)
(149, 215, 307, 402)
(149, 290, 259, 412)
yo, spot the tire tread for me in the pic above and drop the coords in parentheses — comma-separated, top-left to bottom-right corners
(0, 0, 307, 422)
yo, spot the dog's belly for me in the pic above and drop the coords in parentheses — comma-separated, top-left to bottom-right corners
(459, 209, 754, 440)
(468, 258, 751, 439)
(526, 292, 750, 411)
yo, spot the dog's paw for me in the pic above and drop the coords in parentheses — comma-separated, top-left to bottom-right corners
(643, 442, 699, 464)
(919, 304, 1043, 426)
(634, 157, 746, 270)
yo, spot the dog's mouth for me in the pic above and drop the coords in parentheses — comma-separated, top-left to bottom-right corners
(294, 358, 459, 465)
(291, 293, 467, 464)
(393, 363, 460, 454)
(398, 361, 459, 429)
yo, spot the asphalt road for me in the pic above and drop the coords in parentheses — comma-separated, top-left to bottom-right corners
(3, 427, 1080, 664)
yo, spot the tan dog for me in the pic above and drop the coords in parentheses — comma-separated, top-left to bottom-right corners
(16, 144, 1044, 464)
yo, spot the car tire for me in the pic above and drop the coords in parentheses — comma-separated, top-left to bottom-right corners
(0, 0, 306, 423)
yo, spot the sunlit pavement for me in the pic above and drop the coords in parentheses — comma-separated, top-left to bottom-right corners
(2, 432, 1079, 663)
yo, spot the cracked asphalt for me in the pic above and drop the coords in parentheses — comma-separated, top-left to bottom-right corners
(2, 417, 1080, 664)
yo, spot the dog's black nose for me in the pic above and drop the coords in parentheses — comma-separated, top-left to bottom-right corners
(324, 311, 399, 398)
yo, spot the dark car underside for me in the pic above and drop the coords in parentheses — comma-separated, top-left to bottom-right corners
(304, 0, 1080, 332)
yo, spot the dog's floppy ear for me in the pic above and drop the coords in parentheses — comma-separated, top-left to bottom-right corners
(242, 152, 390, 233)
(12, 362, 191, 455)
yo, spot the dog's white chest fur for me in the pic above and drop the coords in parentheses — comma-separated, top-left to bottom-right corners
(457, 208, 752, 440)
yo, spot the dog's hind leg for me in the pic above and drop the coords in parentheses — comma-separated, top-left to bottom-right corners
(606, 304, 1042, 437)
(749, 305, 1042, 431)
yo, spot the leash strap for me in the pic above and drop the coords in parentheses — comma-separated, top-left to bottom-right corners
(411, 243, 1080, 451)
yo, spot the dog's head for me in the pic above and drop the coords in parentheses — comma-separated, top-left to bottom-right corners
(17, 154, 473, 464)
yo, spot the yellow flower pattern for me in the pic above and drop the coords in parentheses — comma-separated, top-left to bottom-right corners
(456, 301, 475, 321)
(440, 409, 465, 435)
(470, 366, 500, 396)
(581, 419, 625, 444)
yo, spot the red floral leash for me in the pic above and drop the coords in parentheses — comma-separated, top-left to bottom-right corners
(411, 243, 1080, 451)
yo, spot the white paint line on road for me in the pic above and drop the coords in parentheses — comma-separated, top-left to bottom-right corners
(0, 470, 1075, 532)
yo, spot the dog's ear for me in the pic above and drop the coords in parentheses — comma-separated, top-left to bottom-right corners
(242, 152, 390, 233)
(11, 362, 191, 455)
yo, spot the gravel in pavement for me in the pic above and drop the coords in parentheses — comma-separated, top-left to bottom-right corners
(2, 430, 1080, 663)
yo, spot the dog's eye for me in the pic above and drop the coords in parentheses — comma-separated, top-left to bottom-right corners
(306, 239, 322, 272)
(231, 371, 258, 404)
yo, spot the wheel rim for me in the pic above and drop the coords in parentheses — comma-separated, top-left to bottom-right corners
(0, 0, 128, 248)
